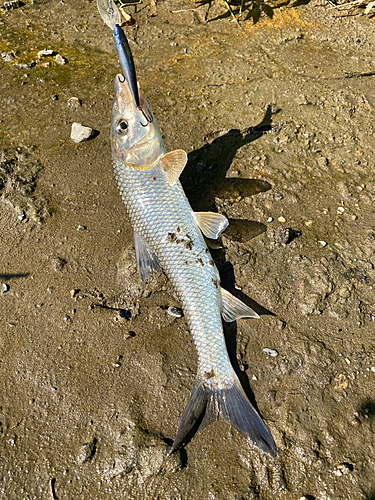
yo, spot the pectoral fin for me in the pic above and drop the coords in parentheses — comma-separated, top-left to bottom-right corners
(160, 149, 188, 185)
(134, 231, 162, 282)
(221, 287, 259, 321)
(193, 212, 229, 239)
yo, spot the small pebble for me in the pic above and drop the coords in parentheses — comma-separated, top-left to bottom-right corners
(267, 217, 274, 222)
(70, 122, 94, 143)
(305, 220, 313, 226)
(262, 347, 279, 357)
(52, 257, 66, 272)
(55, 54, 66, 65)
(267, 390, 276, 402)
(37, 49, 54, 58)
(276, 227, 291, 245)
(1, 283, 10, 294)
(351, 417, 361, 427)
(167, 306, 183, 318)
(67, 97, 81, 109)
(332, 463, 353, 476)
(337, 206, 345, 213)
(1, 51, 16, 62)
(2, 0, 21, 10)
(77, 439, 97, 464)
(278, 216, 286, 223)
(318, 240, 327, 247)
(371, 366, 375, 373)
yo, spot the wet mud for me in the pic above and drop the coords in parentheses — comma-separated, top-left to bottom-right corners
(1, 0, 375, 499)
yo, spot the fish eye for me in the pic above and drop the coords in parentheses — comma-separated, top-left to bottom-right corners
(115, 119, 128, 135)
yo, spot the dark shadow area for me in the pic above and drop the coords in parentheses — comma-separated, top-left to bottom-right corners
(223, 319, 261, 409)
(365, 492, 375, 500)
(0, 273, 29, 281)
(182, 109, 274, 212)
(217, 259, 274, 317)
(93, 304, 132, 319)
(225, 218, 267, 243)
(197, 0, 303, 24)
(89, 129, 100, 140)
(359, 399, 375, 420)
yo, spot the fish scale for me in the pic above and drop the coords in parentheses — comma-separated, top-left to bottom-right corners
(113, 161, 232, 382)
(107, 21, 276, 457)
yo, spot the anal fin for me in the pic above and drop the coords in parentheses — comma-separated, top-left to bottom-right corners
(134, 231, 162, 282)
(221, 287, 259, 321)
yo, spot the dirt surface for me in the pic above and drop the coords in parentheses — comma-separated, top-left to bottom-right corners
(1, 0, 375, 498)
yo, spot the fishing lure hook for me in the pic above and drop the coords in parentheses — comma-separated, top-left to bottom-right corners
(139, 106, 153, 127)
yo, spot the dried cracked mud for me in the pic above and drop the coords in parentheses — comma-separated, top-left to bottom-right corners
(1, 0, 375, 499)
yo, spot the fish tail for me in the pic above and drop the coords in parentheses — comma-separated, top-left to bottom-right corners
(168, 375, 276, 457)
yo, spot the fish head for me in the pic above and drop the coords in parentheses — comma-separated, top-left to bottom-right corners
(111, 75, 164, 171)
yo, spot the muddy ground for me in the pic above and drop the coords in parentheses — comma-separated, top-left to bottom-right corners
(1, 0, 375, 498)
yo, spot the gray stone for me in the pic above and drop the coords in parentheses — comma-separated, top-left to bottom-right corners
(70, 122, 94, 143)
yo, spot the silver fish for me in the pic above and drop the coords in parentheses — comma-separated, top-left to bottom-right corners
(110, 34, 276, 457)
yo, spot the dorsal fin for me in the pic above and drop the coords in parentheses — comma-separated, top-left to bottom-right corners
(221, 287, 259, 321)
(160, 150, 188, 185)
(193, 212, 229, 240)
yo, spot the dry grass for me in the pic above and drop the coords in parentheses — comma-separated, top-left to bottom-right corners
(327, 0, 375, 16)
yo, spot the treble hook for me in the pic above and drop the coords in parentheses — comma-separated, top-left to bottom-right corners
(139, 105, 153, 127)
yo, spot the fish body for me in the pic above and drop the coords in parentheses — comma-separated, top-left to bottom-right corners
(109, 27, 276, 457)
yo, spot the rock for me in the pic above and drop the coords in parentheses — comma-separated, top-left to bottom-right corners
(77, 438, 97, 464)
(275, 227, 291, 245)
(37, 49, 54, 58)
(262, 347, 279, 357)
(1, 51, 16, 62)
(167, 306, 183, 318)
(67, 97, 82, 109)
(52, 257, 67, 272)
(55, 54, 66, 65)
(1, 0, 21, 10)
(70, 122, 94, 143)
(332, 462, 353, 476)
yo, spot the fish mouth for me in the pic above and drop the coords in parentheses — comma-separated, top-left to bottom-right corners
(113, 75, 137, 120)
(113, 75, 153, 124)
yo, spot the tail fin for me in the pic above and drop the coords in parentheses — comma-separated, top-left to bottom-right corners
(169, 376, 276, 457)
